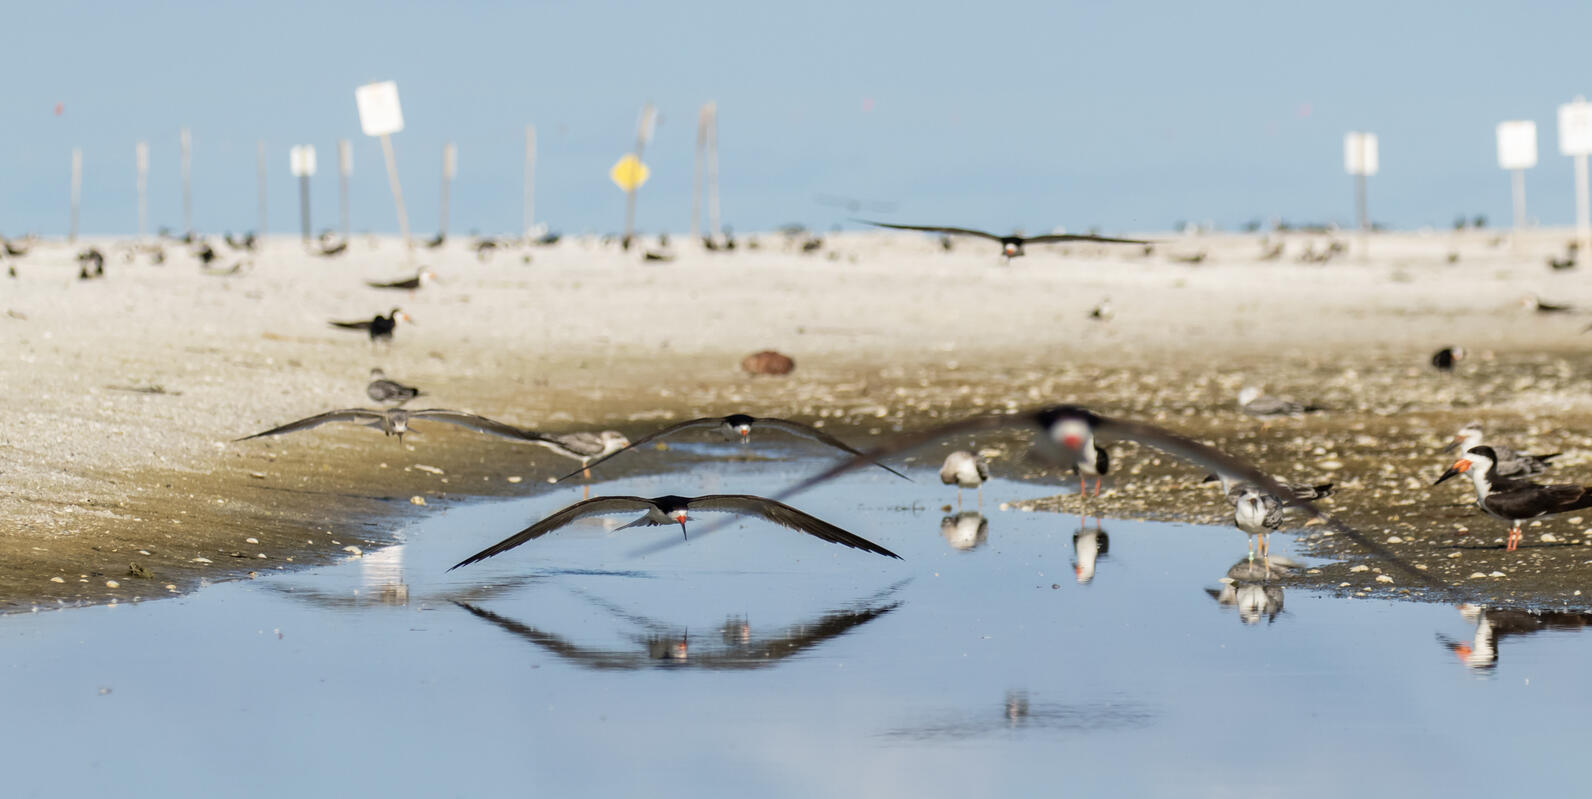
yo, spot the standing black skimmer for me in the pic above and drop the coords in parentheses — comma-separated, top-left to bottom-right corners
(366, 269, 436, 291)
(939, 451, 989, 509)
(522, 430, 631, 480)
(1238, 386, 1321, 419)
(552, 415, 905, 482)
(1434, 445, 1592, 551)
(366, 368, 422, 405)
(857, 220, 1148, 259)
(1073, 518, 1109, 584)
(330, 308, 412, 345)
(1441, 423, 1558, 478)
(193, 241, 218, 265)
(743, 404, 1430, 585)
(447, 494, 901, 569)
(1522, 294, 1572, 313)
(1088, 297, 1114, 321)
(1430, 346, 1466, 371)
(940, 511, 989, 551)
(235, 407, 533, 445)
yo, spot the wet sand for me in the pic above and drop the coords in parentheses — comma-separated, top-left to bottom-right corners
(5, 228, 1592, 610)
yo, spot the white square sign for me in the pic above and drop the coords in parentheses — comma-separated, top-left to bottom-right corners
(290, 145, 317, 177)
(1344, 132, 1379, 176)
(1559, 99, 1592, 156)
(1497, 120, 1538, 169)
(356, 81, 404, 137)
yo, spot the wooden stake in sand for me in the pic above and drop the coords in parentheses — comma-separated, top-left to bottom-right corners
(1343, 132, 1378, 261)
(1558, 99, 1592, 258)
(337, 139, 352, 238)
(69, 147, 82, 243)
(136, 141, 149, 240)
(180, 127, 193, 236)
(1496, 120, 1537, 250)
(523, 125, 536, 238)
(290, 145, 317, 243)
(692, 102, 720, 242)
(355, 81, 412, 260)
(440, 142, 457, 237)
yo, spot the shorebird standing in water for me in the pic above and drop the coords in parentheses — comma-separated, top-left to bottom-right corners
(939, 450, 988, 509)
(1435, 445, 1592, 552)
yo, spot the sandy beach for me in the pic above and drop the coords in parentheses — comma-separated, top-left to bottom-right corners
(7, 228, 1592, 610)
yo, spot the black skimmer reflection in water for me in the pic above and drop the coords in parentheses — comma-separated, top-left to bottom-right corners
(235, 407, 534, 445)
(366, 368, 422, 405)
(1441, 422, 1558, 478)
(858, 219, 1148, 260)
(330, 308, 412, 346)
(448, 494, 901, 570)
(1073, 517, 1109, 584)
(1435, 445, 1592, 551)
(1439, 604, 1592, 670)
(939, 450, 988, 509)
(939, 511, 988, 551)
(552, 415, 906, 483)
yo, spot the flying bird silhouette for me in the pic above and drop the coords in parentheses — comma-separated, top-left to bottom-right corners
(859, 220, 1148, 259)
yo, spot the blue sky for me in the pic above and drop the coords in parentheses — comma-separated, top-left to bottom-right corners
(7, 0, 1592, 236)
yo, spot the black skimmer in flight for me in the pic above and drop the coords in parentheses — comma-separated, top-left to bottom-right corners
(740, 404, 1431, 585)
(939, 451, 989, 509)
(1441, 423, 1558, 478)
(1073, 518, 1109, 583)
(1238, 386, 1322, 419)
(366, 269, 436, 291)
(366, 368, 422, 405)
(330, 308, 412, 345)
(448, 494, 901, 570)
(552, 415, 906, 483)
(523, 430, 631, 480)
(235, 407, 532, 445)
(940, 511, 989, 551)
(1430, 346, 1466, 371)
(1435, 445, 1592, 551)
(857, 220, 1148, 259)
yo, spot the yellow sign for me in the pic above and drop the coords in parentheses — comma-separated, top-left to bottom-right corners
(609, 154, 650, 192)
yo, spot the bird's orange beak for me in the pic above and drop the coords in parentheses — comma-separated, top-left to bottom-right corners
(1434, 459, 1471, 485)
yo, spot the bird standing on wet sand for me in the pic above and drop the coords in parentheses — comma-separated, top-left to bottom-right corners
(235, 407, 534, 445)
(330, 308, 412, 345)
(1232, 485, 1284, 567)
(1441, 422, 1558, 478)
(367, 368, 422, 405)
(1430, 346, 1466, 371)
(939, 450, 989, 509)
(858, 220, 1149, 260)
(557, 414, 908, 483)
(1204, 473, 1334, 503)
(1435, 445, 1592, 552)
(1238, 386, 1321, 419)
(448, 494, 901, 569)
(367, 269, 437, 291)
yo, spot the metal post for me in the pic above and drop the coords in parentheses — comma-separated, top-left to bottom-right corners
(523, 125, 536, 238)
(692, 109, 705, 241)
(379, 133, 412, 258)
(1577, 153, 1591, 258)
(338, 139, 351, 238)
(1355, 172, 1368, 260)
(706, 105, 720, 239)
(136, 141, 149, 239)
(440, 142, 456, 237)
(69, 148, 82, 243)
(623, 103, 655, 247)
(1511, 168, 1527, 250)
(299, 174, 312, 243)
(180, 128, 192, 236)
(257, 140, 268, 237)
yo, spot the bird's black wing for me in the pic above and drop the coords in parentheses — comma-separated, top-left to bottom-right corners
(449, 496, 658, 569)
(453, 602, 643, 670)
(367, 276, 420, 290)
(685, 495, 901, 558)
(234, 409, 387, 441)
(1021, 233, 1151, 246)
(408, 409, 539, 441)
(329, 319, 373, 330)
(753, 417, 910, 480)
(856, 220, 1002, 242)
(552, 417, 724, 483)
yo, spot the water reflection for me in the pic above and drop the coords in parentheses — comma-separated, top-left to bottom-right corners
(880, 689, 1155, 741)
(939, 511, 988, 551)
(1204, 557, 1300, 625)
(455, 580, 908, 670)
(1438, 604, 1592, 671)
(266, 544, 539, 611)
(1073, 516, 1109, 584)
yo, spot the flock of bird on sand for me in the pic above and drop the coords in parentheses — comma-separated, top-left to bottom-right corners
(210, 220, 1592, 591)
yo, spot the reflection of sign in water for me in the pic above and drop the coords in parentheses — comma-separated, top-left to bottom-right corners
(1497, 121, 1538, 170)
(355, 81, 405, 137)
(1559, 100, 1592, 156)
(609, 154, 650, 192)
(1343, 132, 1379, 176)
(360, 544, 409, 606)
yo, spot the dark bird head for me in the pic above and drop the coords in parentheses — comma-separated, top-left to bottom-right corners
(721, 414, 756, 440)
(1435, 445, 1496, 485)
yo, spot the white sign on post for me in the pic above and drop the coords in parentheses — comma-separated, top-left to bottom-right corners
(356, 81, 405, 137)
(1344, 132, 1379, 176)
(290, 145, 317, 177)
(1559, 100, 1592, 155)
(1497, 121, 1538, 169)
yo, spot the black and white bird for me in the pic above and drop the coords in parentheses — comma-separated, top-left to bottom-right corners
(939, 450, 989, 509)
(1435, 445, 1592, 552)
(1073, 519, 1109, 584)
(1441, 422, 1558, 478)
(523, 430, 632, 480)
(1088, 297, 1114, 321)
(1430, 346, 1466, 371)
(366, 368, 422, 405)
(552, 414, 906, 483)
(858, 220, 1148, 260)
(330, 308, 412, 345)
(1238, 386, 1321, 419)
(1522, 294, 1572, 313)
(1203, 473, 1334, 503)
(235, 407, 533, 445)
(448, 494, 901, 569)
(1231, 485, 1284, 566)
(366, 269, 436, 291)
(940, 511, 989, 551)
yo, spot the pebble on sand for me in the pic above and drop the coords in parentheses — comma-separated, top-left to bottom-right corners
(741, 350, 795, 376)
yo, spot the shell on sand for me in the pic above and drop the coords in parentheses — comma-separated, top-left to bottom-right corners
(741, 350, 795, 376)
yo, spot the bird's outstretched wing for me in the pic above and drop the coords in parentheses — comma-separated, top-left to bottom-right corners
(234, 409, 387, 441)
(328, 319, 373, 330)
(684, 495, 901, 558)
(771, 413, 1032, 500)
(366, 276, 420, 290)
(856, 220, 1002, 242)
(409, 409, 536, 441)
(552, 417, 725, 482)
(1022, 233, 1150, 246)
(449, 496, 659, 570)
(752, 417, 911, 480)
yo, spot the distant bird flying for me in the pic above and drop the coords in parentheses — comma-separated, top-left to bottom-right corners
(859, 220, 1148, 259)
(448, 494, 901, 570)
(236, 407, 533, 445)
